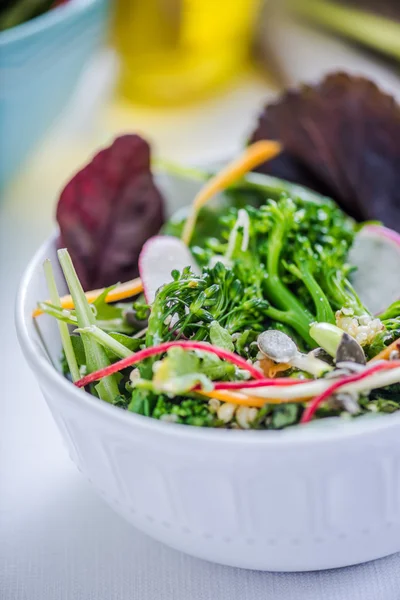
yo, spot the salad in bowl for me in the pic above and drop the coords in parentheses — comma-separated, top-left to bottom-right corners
(16, 73, 400, 571)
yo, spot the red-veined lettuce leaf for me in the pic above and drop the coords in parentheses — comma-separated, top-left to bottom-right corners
(56, 134, 165, 290)
(250, 73, 400, 231)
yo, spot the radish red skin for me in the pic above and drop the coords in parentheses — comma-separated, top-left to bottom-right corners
(301, 361, 400, 423)
(350, 224, 400, 314)
(75, 342, 400, 418)
(366, 225, 400, 247)
(75, 341, 266, 388)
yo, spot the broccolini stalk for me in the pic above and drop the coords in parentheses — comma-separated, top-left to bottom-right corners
(285, 257, 335, 324)
(157, 179, 366, 352)
(284, 235, 335, 324)
(57, 249, 120, 404)
(260, 200, 316, 345)
(43, 259, 80, 382)
(318, 260, 367, 315)
(202, 195, 366, 348)
(152, 194, 361, 349)
(222, 199, 321, 345)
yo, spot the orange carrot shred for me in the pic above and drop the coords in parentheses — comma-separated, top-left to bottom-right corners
(369, 338, 400, 363)
(33, 277, 143, 317)
(200, 389, 308, 408)
(181, 140, 282, 245)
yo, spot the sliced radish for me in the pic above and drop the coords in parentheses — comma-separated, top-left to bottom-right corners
(139, 236, 201, 304)
(349, 225, 400, 315)
(75, 340, 265, 388)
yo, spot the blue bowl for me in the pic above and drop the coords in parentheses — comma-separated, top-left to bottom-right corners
(0, 0, 108, 187)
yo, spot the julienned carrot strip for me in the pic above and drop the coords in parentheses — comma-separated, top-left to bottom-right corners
(200, 389, 310, 407)
(199, 390, 303, 408)
(213, 379, 309, 390)
(194, 379, 311, 406)
(75, 341, 265, 388)
(33, 277, 143, 317)
(181, 140, 282, 245)
(300, 360, 400, 424)
(369, 338, 400, 363)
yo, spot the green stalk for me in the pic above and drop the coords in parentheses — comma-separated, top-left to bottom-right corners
(293, 261, 335, 324)
(342, 278, 368, 316)
(310, 322, 345, 357)
(324, 271, 367, 315)
(236, 172, 332, 206)
(57, 249, 120, 403)
(43, 260, 80, 382)
(76, 326, 133, 359)
(146, 280, 184, 347)
(264, 304, 315, 346)
(263, 209, 315, 346)
(38, 302, 78, 326)
(263, 305, 299, 327)
(378, 301, 400, 321)
(153, 159, 209, 182)
(264, 209, 306, 313)
(291, 0, 400, 60)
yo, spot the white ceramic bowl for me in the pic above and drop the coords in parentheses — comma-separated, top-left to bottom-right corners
(16, 173, 400, 572)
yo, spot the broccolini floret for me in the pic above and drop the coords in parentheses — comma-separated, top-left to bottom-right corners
(153, 193, 364, 349)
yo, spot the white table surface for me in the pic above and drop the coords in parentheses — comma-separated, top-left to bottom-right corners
(2, 39, 400, 599)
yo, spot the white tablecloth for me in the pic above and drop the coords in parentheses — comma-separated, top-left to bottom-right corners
(2, 44, 400, 600)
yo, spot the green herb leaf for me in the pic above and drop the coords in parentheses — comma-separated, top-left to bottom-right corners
(38, 302, 78, 326)
(270, 404, 301, 429)
(70, 335, 86, 365)
(197, 352, 236, 380)
(92, 288, 136, 334)
(209, 321, 235, 352)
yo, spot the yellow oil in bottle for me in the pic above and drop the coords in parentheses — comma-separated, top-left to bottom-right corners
(113, 0, 261, 106)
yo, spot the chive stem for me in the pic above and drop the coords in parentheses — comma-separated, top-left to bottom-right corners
(43, 260, 80, 382)
(57, 249, 120, 404)
(76, 325, 133, 359)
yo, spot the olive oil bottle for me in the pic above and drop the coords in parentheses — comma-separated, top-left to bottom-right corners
(113, 0, 261, 105)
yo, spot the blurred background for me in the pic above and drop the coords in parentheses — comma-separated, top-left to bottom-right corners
(2, 4, 400, 598)
(1, 0, 400, 202)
